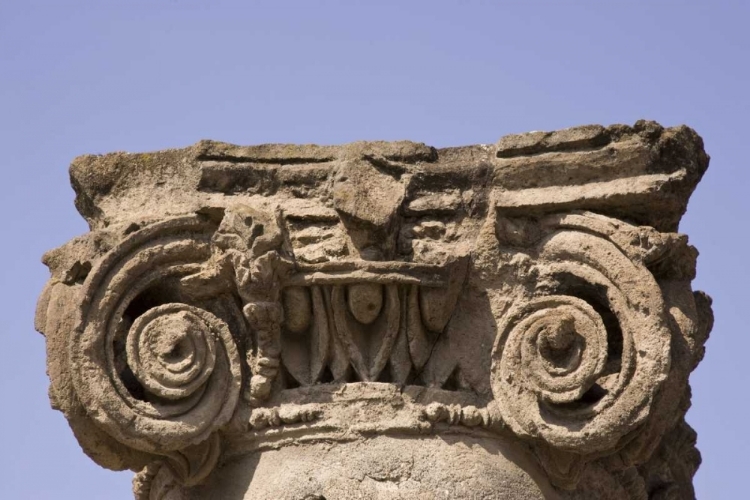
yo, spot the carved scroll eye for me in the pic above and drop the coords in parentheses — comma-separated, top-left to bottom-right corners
(127, 305, 219, 405)
(496, 296, 609, 412)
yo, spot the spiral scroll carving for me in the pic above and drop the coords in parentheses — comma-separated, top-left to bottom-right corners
(492, 227, 672, 455)
(500, 296, 608, 406)
(127, 304, 228, 412)
(70, 216, 243, 453)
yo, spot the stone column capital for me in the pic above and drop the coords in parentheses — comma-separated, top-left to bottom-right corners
(36, 121, 712, 499)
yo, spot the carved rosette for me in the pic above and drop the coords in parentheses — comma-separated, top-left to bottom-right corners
(36, 122, 711, 499)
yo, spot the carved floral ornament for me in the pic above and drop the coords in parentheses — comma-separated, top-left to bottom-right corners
(36, 121, 712, 499)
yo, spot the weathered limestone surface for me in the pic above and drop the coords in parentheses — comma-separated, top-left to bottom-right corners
(36, 120, 712, 499)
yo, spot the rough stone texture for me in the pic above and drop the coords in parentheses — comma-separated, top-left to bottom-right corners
(36, 120, 712, 499)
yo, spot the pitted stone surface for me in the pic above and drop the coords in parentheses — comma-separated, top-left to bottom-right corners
(36, 121, 712, 499)
(187, 436, 557, 500)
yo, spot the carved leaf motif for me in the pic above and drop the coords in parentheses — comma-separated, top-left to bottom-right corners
(406, 284, 432, 370)
(406, 258, 468, 374)
(331, 284, 400, 381)
(280, 286, 330, 386)
(323, 286, 352, 382)
(163, 434, 222, 487)
(418, 333, 459, 389)
(388, 290, 413, 385)
(308, 287, 330, 383)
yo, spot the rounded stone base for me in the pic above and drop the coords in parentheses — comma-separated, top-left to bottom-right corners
(185, 434, 560, 500)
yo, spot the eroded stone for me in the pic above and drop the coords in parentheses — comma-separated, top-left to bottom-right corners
(36, 121, 711, 499)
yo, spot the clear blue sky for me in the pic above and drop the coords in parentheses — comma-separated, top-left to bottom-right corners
(1, 1, 747, 498)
